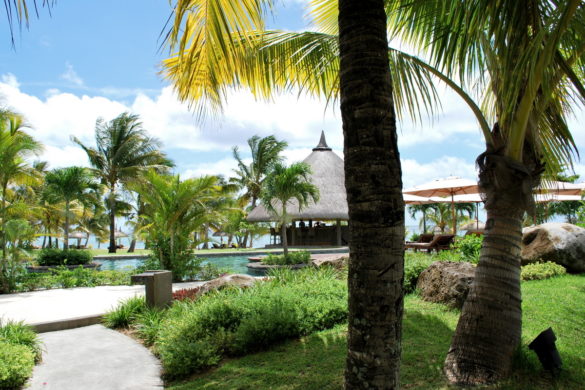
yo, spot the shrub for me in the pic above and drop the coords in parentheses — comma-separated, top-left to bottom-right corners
(0, 320, 41, 363)
(403, 253, 435, 294)
(16, 268, 131, 292)
(197, 263, 230, 280)
(173, 286, 203, 302)
(521, 262, 567, 281)
(0, 342, 35, 389)
(36, 248, 92, 266)
(135, 307, 166, 346)
(154, 267, 347, 378)
(263, 251, 311, 265)
(453, 235, 483, 264)
(103, 297, 147, 328)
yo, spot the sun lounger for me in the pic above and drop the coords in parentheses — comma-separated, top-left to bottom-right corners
(405, 234, 455, 253)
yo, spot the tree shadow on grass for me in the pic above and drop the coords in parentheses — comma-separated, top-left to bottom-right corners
(400, 311, 455, 389)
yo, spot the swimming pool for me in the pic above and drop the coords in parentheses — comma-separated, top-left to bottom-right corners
(94, 255, 253, 275)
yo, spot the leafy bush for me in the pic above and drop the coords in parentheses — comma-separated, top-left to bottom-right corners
(102, 297, 148, 328)
(154, 267, 347, 378)
(36, 248, 93, 266)
(0, 342, 35, 389)
(521, 262, 567, 281)
(0, 321, 41, 389)
(16, 268, 131, 292)
(263, 251, 311, 265)
(197, 263, 230, 280)
(0, 320, 41, 363)
(135, 307, 166, 346)
(453, 235, 483, 264)
(403, 253, 435, 294)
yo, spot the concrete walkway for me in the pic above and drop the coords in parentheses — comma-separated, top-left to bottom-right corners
(28, 325, 163, 390)
(0, 282, 204, 332)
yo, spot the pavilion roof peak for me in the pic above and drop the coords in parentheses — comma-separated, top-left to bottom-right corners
(312, 130, 332, 151)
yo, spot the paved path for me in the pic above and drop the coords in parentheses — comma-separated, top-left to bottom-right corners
(0, 282, 204, 331)
(28, 325, 163, 390)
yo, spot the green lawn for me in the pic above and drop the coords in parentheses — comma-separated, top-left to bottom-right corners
(167, 274, 585, 390)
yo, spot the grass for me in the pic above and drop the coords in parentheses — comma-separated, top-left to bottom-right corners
(167, 274, 585, 390)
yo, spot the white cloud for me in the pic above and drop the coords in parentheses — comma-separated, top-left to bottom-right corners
(1, 73, 19, 89)
(60, 63, 84, 87)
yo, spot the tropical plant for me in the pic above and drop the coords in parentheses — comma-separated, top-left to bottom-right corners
(407, 204, 435, 233)
(261, 162, 319, 256)
(388, 0, 584, 384)
(72, 112, 172, 253)
(159, 0, 428, 386)
(129, 170, 233, 280)
(0, 109, 42, 289)
(0, 219, 35, 292)
(43, 167, 100, 249)
(231, 135, 288, 209)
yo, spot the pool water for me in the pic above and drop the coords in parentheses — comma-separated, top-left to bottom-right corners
(94, 255, 253, 275)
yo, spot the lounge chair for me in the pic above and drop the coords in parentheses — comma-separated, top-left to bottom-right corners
(406, 233, 434, 245)
(405, 234, 455, 253)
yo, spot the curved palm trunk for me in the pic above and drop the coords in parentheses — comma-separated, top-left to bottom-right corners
(339, 0, 405, 388)
(445, 149, 540, 385)
(127, 238, 136, 253)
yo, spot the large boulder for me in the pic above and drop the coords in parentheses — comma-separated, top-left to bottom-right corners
(521, 223, 585, 273)
(312, 255, 348, 269)
(198, 274, 259, 295)
(416, 261, 476, 309)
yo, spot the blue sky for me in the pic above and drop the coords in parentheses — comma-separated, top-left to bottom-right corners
(1, 1, 584, 231)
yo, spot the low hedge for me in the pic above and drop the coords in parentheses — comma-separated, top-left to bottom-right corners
(262, 251, 311, 265)
(17, 267, 131, 292)
(521, 262, 567, 281)
(36, 248, 93, 266)
(0, 321, 41, 389)
(0, 342, 35, 389)
(108, 267, 348, 379)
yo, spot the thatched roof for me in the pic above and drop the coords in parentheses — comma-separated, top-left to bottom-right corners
(247, 131, 348, 222)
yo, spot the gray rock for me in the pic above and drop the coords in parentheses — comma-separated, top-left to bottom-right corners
(312, 256, 348, 269)
(416, 261, 476, 309)
(521, 223, 585, 273)
(198, 274, 259, 295)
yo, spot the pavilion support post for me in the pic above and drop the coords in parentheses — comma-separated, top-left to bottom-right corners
(291, 222, 296, 246)
(336, 220, 342, 246)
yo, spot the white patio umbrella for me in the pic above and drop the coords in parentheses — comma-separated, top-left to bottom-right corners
(536, 181, 585, 196)
(403, 194, 436, 204)
(404, 176, 479, 234)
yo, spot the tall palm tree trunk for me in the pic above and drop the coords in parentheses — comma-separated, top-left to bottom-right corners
(64, 201, 70, 250)
(280, 222, 288, 256)
(108, 189, 117, 253)
(339, 0, 405, 388)
(445, 147, 541, 385)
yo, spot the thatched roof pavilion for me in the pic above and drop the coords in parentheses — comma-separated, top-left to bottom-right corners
(247, 131, 348, 247)
(247, 131, 348, 222)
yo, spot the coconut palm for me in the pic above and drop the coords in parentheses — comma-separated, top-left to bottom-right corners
(231, 135, 288, 209)
(3, 0, 53, 44)
(408, 204, 437, 233)
(44, 167, 100, 249)
(261, 162, 319, 256)
(161, 0, 424, 386)
(386, 0, 585, 384)
(0, 109, 42, 260)
(72, 112, 172, 253)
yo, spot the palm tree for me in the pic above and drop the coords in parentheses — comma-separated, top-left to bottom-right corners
(387, 0, 584, 384)
(261, 162, 319, 256)
(2, 1, 53, 44)
(129, 170, 231, 279)
(231, 135, 288, 209)
(161, 0, 419, 386)
(72, 112, 172, 253)
(408, 204, 436, 233)
(44, 167, 99, 249)
(0, 109, 42, 259)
